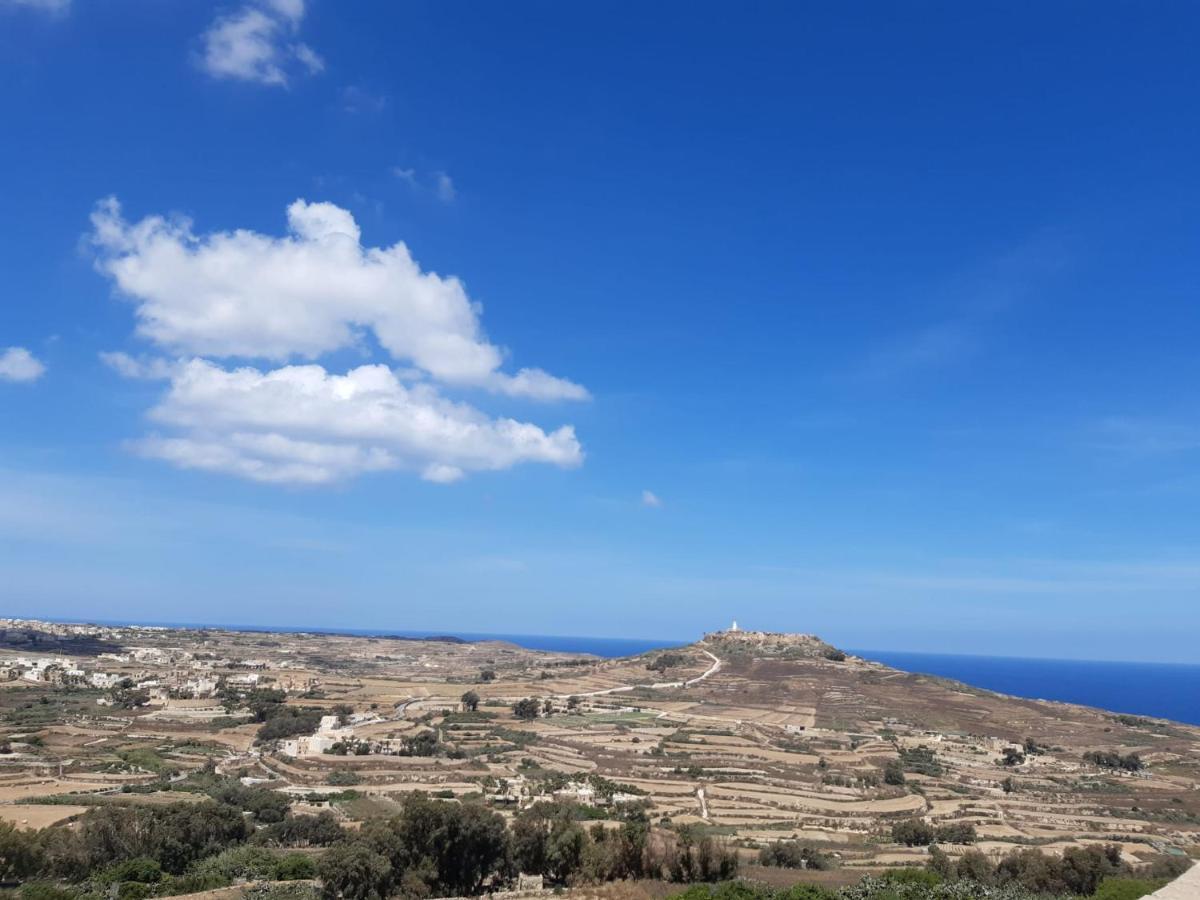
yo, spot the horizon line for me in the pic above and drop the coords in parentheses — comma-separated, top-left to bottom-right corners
(5, 612, 1198, 669)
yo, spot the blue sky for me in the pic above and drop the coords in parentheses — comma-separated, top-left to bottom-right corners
(2, 1, 1199, 663)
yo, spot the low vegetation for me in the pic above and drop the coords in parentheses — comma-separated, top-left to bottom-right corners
(1084, 750, 1146, 772)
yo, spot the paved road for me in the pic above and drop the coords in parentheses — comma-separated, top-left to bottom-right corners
(1149, 864, 1199, 900)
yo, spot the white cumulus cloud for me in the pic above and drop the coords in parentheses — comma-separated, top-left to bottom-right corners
(90, 197, 588, 486)
(91, 197, 587, 402)
(131, 359, 582, 485)
(0, 347, 46, 383)
(200, 0, 323, 87)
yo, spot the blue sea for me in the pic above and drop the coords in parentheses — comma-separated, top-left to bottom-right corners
(38, 616, 1200, 727)
(852, 649, 1200, 727)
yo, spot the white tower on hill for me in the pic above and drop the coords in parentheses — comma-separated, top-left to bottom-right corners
(729, 620, 739, 632)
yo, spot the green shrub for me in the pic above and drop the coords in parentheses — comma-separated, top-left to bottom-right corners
(17, 884, 79, 900)
(274, 853, 318, 881)
(96, 857, 163, 885)
(1092, 877, 1169, 900)
(188, 845, 288, 882)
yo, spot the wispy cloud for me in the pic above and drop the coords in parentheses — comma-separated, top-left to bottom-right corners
(341, 85, 387, 115)
(99, 351, 175, 380)
(1092, 416, 1200, 456)
(846, 234, 1071, 383)
(750, 555, 1200, 597)
(851, 323, 975, 382)
(393, 166, 458, 204)
(0, 0, 69, 14)
(200, 0, 323, 87)
(641, 490, 662, 508)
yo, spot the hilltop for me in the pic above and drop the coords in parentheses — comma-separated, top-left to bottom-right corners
(701, 627, 845, 660)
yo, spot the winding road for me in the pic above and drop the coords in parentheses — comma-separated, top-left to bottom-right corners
(564, 648, 722, 699)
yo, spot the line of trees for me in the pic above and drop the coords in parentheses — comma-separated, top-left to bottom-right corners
(927, 843, 1188, 896)
(0, 782, 346, 895)
(756, 839, 832, 870)
(318, 796, 737, 899)
(0, 767, 739, 900)
(891, 820, 977, 847)
(1084, 750, 1145, 772)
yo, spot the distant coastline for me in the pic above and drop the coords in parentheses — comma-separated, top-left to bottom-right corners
(14, 615, 1200, 727)
(19, 615, 686, 660)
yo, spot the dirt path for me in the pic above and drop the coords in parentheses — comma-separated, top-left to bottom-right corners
(565, 649, 722, 699)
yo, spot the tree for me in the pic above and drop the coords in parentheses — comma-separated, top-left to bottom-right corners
(511, 810, 550, 876)
(883, 759, 906, 785)
(0, 821, 42, 880)
(43, 798, 252, 879)
(400, 729, 440, 757)
(256, 812, 345, 847)
(665, 827, 738, 883)
(256, 708, 323, 744)
(993, 847, 1123, 896)
(1060, 844, 1126, 895)
(1084, 750, 1145, 772)
(891, 820, 935, 846)
(318, 842, 393, 900)
(461, 690, 480, 712)
(1023, 736, 1048, 756)
(608, 819, 650, 879)
(206, 782, 291, 824)
(999, 747, 1026, 767)
(512, 698, 541, 721)
(758, 839, 831, 870)
(390, 794, 510, 896)
(479, 669, 497, 682)
(545, 819, 587, 884)
(927, 846, 953, 881)
(935, 822, 976, 844)
(955, 849, 996, 884)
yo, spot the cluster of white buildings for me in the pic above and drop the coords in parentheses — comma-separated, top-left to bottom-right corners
(0, 652, 227, 705)
(281, 714, 354, 757)
(483, 775, 642, 810)
(0, 656, 86, 685)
